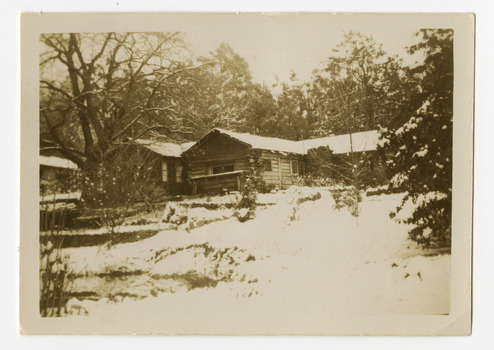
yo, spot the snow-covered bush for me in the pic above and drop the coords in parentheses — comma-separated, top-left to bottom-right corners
(40, 240, 72, 317)
(39, 204, 74, 317)
(278, 187, 322, 223)
(331, 185, 361, 218)
(39, 196, 75, 317)
(184, 207, 234, 232)
(293, 174, 335, 188)
(161, 202, 188, 228)
(81, 144, 167, 235)
(233, 176, 258, 222)
(151, 244, 258, 288)
(378, 29, 453, 246)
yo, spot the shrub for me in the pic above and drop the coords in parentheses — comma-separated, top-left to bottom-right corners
(39, 201, 73, 317)
(233, 175, 257, 222)
(161, 202, 189, 228)
(39, 239, 72, 317)
(330, 185, 361, 218)
(81, 143, 167, 235)
(305, 146, 387, 189)
(293, 174, 335, 187)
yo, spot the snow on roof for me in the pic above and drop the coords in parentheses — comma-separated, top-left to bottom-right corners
(213, 128, 305, 154)
(39, 155, 78, 169)
(134, 139, 195, 158)
(299, 130, 379, 155)
(213, 128, 378, 155)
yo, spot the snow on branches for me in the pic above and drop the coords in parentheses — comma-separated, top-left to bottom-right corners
(378, 98, 452, 246)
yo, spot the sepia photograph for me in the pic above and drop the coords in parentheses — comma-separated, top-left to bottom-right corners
(19, 12, 474, 335)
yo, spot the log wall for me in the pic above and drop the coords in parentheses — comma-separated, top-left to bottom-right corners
(182, 133, 307, 193)
(259, 151, 305, 189)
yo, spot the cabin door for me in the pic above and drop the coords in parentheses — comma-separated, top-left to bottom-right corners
(167, 161, 177, 195)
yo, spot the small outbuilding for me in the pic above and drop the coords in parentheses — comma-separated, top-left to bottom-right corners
(39, 155, 80, 196)
(132, 139, 195, 195)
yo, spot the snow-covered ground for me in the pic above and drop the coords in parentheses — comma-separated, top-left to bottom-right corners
(62, 187, 450, 321)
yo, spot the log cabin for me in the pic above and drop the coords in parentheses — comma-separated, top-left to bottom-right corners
(132, 139, 195, 195)
(181, 129, 307, 194)
(40, 129, 378, 197)
(181, 128, 379, 194)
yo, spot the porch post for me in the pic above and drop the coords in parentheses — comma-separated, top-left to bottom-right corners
(278, 156, 282, 188)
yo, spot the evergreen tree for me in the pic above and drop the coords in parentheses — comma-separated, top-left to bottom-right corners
(378, 29, 453, 246)
(272, 73, 311, 140)
(243, 83, 277, 136)
(192, 43, 256, 136)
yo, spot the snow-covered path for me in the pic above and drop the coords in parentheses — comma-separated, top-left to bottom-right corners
(65, 189, 450, 332)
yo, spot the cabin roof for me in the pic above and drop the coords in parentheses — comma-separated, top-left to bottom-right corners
(134, 139, 195, 158)
(213, 128, 304, 154)
(212, 128, 378, 155)
(299, 130, 379, 155)
(136, 129, 379, 158)
(39, 155, 78, 169)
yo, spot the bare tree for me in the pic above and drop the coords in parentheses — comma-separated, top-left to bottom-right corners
(40, 32, 205, 205)
(88, 142, 165, 236)
(309, 31, 410, 136)
(306, 78, 386, 218)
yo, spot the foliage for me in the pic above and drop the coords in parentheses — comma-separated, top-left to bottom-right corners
(378, 29, 453, 246)
(188, 43, 255, 136)
(81, 143, 166, 235)
(306, 144, 386, 189)
(308, 32, 411, 136)
(331, 186, 362, 218)
(161, 202, 189, 228)
(305, 146, 334, 178)
(40, 239, 72, 317)
(233, 176, 258, 223)
(40, 32, 199, 161)
(293, 175, 335, 188)
(192, 43, 280, 138)
(40, 32, 202, 206)
(39, 167, 81, 196)
(283, 32, 404, 195)
(39, 201, 73, 317)
(270, 74, 312, 140)
(244, 83, 277, 136)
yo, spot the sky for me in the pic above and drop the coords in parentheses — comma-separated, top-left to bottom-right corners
(37, 14, 432, 97)
(173, 14, 427, 87)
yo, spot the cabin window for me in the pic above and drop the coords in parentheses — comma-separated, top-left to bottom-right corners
(263, 159, 272, 172)
(291, 159, 299, 175)
(162, 161, 168, 182)
(176, 163, 183, 183)
(209, 163, 235, 175)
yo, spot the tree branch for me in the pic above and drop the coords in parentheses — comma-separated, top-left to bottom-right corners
(40, 80, 74, 100)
